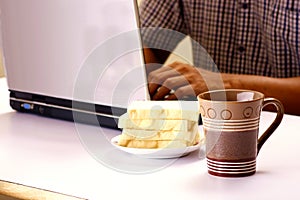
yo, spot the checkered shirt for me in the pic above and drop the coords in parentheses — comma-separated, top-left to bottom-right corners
(139, 0, 300, 78)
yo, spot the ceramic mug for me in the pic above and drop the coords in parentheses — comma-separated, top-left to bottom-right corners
(198, 89, 284, 177)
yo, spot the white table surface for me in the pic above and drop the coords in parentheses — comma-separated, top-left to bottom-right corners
(0, 77, 300, 200)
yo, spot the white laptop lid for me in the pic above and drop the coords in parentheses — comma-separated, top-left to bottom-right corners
(0, 0, 148, 109)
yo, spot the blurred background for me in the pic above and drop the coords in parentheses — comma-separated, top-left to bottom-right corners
(0, 52, 3, 77)
(0, 0, 192, 78)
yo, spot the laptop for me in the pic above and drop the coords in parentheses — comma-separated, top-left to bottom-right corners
(0, 0, 149, 129)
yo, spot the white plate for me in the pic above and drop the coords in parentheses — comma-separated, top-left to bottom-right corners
(111, 135, 203, 159)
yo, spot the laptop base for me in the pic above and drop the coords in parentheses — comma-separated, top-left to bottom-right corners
(9, 90, 126, 129)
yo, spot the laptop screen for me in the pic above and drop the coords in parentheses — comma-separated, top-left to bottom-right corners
(0, 0, 149, 128)
(1, 0, 148, 108)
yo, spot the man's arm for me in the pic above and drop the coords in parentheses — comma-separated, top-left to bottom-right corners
(147, 62, 300, 116)
(225, 73, 300, 116)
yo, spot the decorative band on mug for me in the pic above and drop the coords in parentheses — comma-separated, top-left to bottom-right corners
(207, 167, 256, 175)
(207, 158, 256, 167)
(202, 124, 258, 132)
(202, 118, 259, 131)
(207, 159, 256, 175)
(202, 118, 259, 125)
(203, 117, 260, 124)
(207, 164, 256, 171)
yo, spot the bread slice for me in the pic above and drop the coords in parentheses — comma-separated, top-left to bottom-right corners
(118, 132, 200, 149)
(127, 101, 199, 121)
(117, 100, 201, 149)
(120, 129, 198, 142)
(118, 113, 198, 131)
(118, 139, 193, 149)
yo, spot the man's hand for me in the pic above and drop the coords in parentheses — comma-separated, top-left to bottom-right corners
(147, 62, 225, 100)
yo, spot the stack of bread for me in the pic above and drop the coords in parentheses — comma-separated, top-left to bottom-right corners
(117, 101, 200, 149)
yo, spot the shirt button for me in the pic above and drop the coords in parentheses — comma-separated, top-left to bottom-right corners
(237, 46, 246, 53)
(241, 3, 250, 9)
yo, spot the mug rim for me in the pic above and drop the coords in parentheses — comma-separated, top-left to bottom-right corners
(197, 89, 265, 103)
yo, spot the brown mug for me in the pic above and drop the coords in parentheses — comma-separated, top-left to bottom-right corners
(198, 89, 284, 177)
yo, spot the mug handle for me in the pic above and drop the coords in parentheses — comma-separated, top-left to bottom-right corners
(257, 98, 284, 154)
